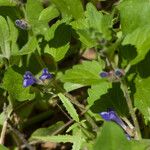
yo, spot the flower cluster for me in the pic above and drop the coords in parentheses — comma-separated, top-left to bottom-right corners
(99, 68, 125, 82)
(23, 68, 52, 87)
(15, 19, 29, 30)
(99, 109, 131, 140)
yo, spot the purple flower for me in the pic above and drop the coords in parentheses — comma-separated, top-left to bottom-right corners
(100, 71, 109, 78)
(99, 109, 131, 140)
(39, 68, 52, 81)
(99, 109, 126, 129)
(23, 71, 37, 87)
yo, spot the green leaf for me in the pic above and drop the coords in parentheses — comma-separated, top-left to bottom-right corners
(119, 0, 150, 34)
(58, 93, 79, 122)
(90, 83, 128, 116)
(0, 0, 16, 6)
(85, 3, 112, 40)
(87, 82, 111, 107)
(26, 0, 43, 24)
(122, 25, 150, 65)
(39, 5, 60, 22)
(134, 76, 150, 123)
(61, 61, 103, 85)
(0, 16, 10, 59)
(64, 82, 84, 92)
(51, 0, 84, 19)
(7, 17, 19, 54)
(0, 144, 9, 150)
(2, 67, 35, 101)
(71, 19, 97, 48)
(94, 122, 129, 150)
(72, 130, 85, 150)
(93, 122, 150, 150)
(44, 20, 62, 41)
(13, 37, 38, 55)
(26, 0, 48, 35)
(44, 21, 72, 61)
(32, 134, 76, 143)
(31, 121, 64, 137)
(45, 42, 70, 62)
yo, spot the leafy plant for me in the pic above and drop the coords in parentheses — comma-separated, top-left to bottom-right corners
(0, 0, 150, 149)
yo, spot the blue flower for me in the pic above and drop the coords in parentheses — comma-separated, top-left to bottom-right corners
(100, 71, 109, 78)
(39, 68, 52, 81)
(23, 71, 37, 87)
(99, 109, 126, 129)
(99, 109, 131, 140)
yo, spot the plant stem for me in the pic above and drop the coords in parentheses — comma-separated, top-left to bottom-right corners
(0, 103, 8, 144)
(0, 120, 8, 144)
(120, 80, 141, 140)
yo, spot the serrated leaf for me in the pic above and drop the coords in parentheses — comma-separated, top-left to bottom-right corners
(134, 76, 150, 123)
(45, 42, 70, 62)
(58, 93, 79, 122)
(85, 3, 112, 40)
(39, 5, 60, 22)
(2, 67, 35, 101)
(87, 82, 112, 107)
(61, 61, 103, 85)
(31, 121, 64, 138)
(32, 134, 76, 143)
(119, 0, 150, 34)
(51, 0, 84, 19)
(122, 25, 150, 65)
(72, 130, 85, 150)
(13, 37, 38, 55)
(0, 16, 10, 59)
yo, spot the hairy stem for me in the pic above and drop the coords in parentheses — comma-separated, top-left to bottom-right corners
(120, 80, 141, 140)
